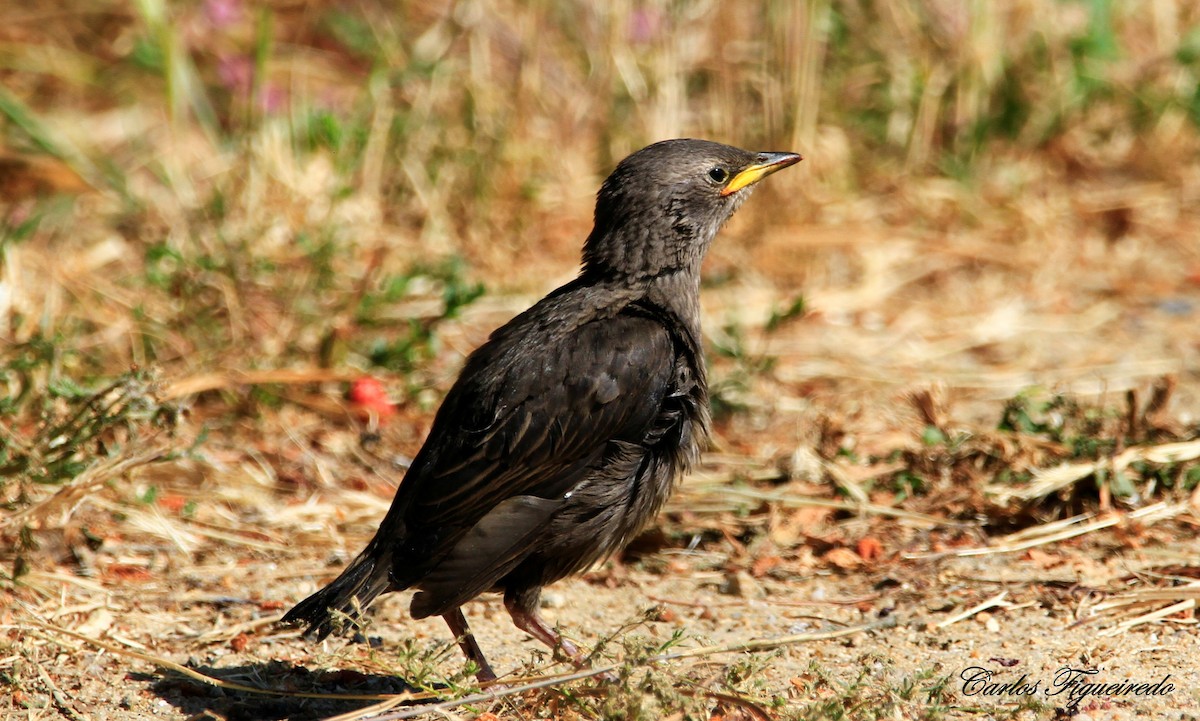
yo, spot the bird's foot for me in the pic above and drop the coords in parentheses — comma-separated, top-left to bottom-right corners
(504, 593, 618, 683)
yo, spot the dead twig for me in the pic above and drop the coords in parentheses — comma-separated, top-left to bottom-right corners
(934, 591, 1011, 629)
(986, 439, 1200, 504)
(1083, 581, 1200, 637)
(905, 502, 1187, 559)
(686, 484, 959, 527)
(1, 447, 170, 531)
(162, 368, 366, 400)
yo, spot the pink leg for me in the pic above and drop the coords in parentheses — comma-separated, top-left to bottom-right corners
(504, 588, 617, 682)
(505, 597, 585, 663)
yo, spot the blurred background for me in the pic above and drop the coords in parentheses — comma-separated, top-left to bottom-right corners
(3, 0, 1198, 393)
(3, 2, 1200, 715)
(3, 0, 1200, 550)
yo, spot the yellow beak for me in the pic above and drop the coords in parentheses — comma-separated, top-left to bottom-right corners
(720, 152, 803, 196)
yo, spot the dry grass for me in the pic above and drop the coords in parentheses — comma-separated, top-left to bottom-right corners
(3, 1, 1200, 719)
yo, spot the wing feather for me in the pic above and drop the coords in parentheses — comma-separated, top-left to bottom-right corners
(390, 308, 678, 584)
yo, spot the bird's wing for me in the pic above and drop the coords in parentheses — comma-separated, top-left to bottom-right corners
(388, 308, 679, 569)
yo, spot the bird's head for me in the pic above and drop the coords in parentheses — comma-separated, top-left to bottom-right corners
(582, 139, 801, 281)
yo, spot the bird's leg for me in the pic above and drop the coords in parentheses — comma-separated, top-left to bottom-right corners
(442, 607, 497, 682)
(504, 588, 616, 681)
(505, 596, 582, 662)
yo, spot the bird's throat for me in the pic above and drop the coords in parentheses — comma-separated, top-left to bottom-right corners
(644, 267, 703, 340)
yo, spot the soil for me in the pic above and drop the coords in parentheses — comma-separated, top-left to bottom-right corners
(7, 533, 1200, 720)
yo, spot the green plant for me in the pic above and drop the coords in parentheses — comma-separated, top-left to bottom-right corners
(359, 257, 485, 375)
(1, 337, 180, 578)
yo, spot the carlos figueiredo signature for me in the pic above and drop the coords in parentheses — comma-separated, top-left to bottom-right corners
(959, 665, 1175, 707)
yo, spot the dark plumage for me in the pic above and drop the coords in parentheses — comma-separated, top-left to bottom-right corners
(283, 139, 801, 680)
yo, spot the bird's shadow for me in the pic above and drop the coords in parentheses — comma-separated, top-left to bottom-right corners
(145, 660, 426, 721)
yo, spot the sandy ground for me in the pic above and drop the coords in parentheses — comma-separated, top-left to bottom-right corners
(6, 459, 1200, 720)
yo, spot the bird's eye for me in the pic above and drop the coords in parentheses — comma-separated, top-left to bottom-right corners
(707, 167, 728, 183)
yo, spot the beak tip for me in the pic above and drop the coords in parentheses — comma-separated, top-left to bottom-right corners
(720, 150, 803, 196)
(769, 152, 803, 167)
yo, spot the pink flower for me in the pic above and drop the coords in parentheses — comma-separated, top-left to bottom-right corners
(217, 55, 253, 95)
(204, 0, 243, 29)
(628, 7, 664, 44)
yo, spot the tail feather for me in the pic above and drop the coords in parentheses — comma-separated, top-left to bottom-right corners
(282, 543, 393, 639)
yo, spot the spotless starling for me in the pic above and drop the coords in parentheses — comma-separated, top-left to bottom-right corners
(283, 139, 802, 681)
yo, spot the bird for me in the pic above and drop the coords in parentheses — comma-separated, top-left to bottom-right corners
(283, 139, 801, 681)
